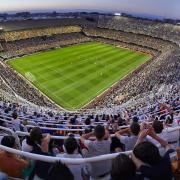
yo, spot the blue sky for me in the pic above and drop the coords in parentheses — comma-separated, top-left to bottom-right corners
(0, 0, 180, 19)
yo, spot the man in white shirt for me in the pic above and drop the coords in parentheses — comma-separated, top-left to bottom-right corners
(147, 120, 168, 155)
(57, 137, 84, 180)
(81, 125, 111, 180)
(11, 112, 21, 131)
(115, 122, 140, 151)
(147, 120, 179, 155)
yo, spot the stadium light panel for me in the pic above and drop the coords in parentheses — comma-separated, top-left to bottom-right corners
(114, 13, 121, 16)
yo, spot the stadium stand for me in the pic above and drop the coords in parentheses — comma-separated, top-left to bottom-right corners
(1, 33, 91, 59)
(0, 61, 56, 108)
(0, 98, 179, 179)
(0, 16, 179, 180)
(83, 27, 179, 109)
(0, 18, 97, 32)
(0, 26, 82, 41)
(98, 15, 180, 45)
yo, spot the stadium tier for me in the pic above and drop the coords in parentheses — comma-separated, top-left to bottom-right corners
(0, 26, 82, 42)
(0, 18, 97, 32)
(98, 15, 180, 45)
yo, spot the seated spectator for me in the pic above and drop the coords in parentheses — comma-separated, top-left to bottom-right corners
(81, 125, 111, 180)
(111, 154, 140, 180)
(57, 137, 84, 180)
(165, 115, 173, 126)
(24, 127, 52, 179)
(115, 122, 140, 151)
(0, 136, 29, 178)
(84, 117, 93, 133)
(20, 119, 28, 132)
(85, 117, 91, 126)
(22, 135, 33, 152)
(11, 111, 21, 131)
(22, 127, 44, 152)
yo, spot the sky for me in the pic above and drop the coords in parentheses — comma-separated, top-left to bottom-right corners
(0, 0, 180, 19)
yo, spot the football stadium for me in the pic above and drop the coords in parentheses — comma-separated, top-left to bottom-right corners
(0, 0, 180, 179)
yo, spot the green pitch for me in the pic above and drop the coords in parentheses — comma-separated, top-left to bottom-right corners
(7, 42, 151, 110)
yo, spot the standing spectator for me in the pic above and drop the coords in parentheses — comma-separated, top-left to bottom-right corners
(27, 127, 52, 180)
(81, 125, 111, 180)
(57, 137, 84, 180)
(147, 120, 168, 155)
(115, 122, 140, 151)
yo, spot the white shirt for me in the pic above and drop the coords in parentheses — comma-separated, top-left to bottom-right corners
(119, 135, 138, 151)
(147, 127, 180, 155)
(22, 139, 33, 152)
(12, 119, 21, 131)
(83, 140, 111, 178)
(166, 127, 180, 150)
(147, 131, 168, 144)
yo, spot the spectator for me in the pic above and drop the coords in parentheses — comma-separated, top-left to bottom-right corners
(81, 125, 111, 180)
(0, 136, 29, 178)
(111, 154, 140, 180)
(11, 111, 21, 131)
(115, 122, 140, 151)
(132, 126, 174, 180)
(57, 137, 84, 180)
(27, 127, 52, 180)
(147, 120, 168, 154)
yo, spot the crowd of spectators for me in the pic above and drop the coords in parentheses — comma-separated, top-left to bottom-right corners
(0, 16, 179, 180)
(0, 17, 179, 114)
(83, 28, 176, 52)
(0, 76, 14, 95)
(0, 30, 91, 108)
(0, 61, 56, 108)
(0, 24, 179, 111)
(94, 38, 158, 57)
(0, 26, 82, 42)
(1, 18, 97, 32)
(1, 33, 91, 59)
(98, 15, 180, 45)
(0, 95, 179, 179)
